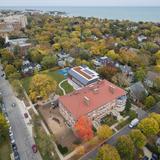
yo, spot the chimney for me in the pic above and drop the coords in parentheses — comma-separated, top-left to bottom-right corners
(109, 85, 115, 94)
(93, 88, 99, 94)
(83, 96, 90, 106)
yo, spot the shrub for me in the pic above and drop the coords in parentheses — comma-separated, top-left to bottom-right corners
(57, 144, 68, 155)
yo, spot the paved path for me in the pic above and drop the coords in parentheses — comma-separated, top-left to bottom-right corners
(0, 65, 42, 160)
(59, 79, 67, 95)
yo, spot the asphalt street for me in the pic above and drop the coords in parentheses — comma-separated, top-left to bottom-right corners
(0, 65, 42, 160)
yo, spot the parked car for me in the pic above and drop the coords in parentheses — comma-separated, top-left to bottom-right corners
(11, 139, 15, 144)
(14, 151, 20, 160)
(12, 103, 16, 107)
(129, 118, 139, 128)
(32, 144, 37, 153)
(9, 131, 13, 137)
(5, 117, 10, 124)
(10, 134, 15, 144)
(12, 143, 17, 151)
(24, 113, 28, 118)
(142, 156, 149, 160)
(151, 153, 159, 160)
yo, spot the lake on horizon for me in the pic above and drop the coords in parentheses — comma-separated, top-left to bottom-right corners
(0, 6, 160, 22)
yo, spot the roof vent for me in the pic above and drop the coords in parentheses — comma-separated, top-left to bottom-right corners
(109, 85, 115, 94)
(83, 96, 90, 106)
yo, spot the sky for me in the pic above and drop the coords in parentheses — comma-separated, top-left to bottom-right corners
(0, 0, 160, 6)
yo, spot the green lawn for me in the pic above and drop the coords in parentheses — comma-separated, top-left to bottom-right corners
(21, 69, 74, 95)
(0, 140, 11, 160)
(61, 80, 74, 94)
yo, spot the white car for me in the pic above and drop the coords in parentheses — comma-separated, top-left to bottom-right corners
(129, 118, 139, 128)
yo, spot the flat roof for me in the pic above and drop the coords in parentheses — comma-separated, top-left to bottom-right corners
(59, 80, 126, 120)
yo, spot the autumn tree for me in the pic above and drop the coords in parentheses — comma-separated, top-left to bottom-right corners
(116, 135, 134, 160)
(76, 145, 85, 155)
(144, 96, 156, 108)
(28, 48, 44, 63)
(0, 113, 9, 144)
(107, 50, 120, 61)
(135, 68, 146, 81)
(0, 49, 14, 63)
(98, 66, 118, 81)
(8, 72, 21, 80)
(96, 144, 121, 160)
(138, 117, 159, 137)
(129, 129, 147, 149)
(154, 77, 160, 91)
(13, 59, 23, 70)
(29, 74, 57, 102)
(112, 73, 130, 87)
(149, 113, 160, 127)
(4, 64, 17, 77)
(97, 125, 112, 140)
(74, 116, 93, 141)
(41, 55, 57, 69)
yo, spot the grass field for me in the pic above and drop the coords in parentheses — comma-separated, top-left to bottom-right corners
(61, 80, 74, 94)
(0, 140, 11, 160)
(21, 69, 74, 95)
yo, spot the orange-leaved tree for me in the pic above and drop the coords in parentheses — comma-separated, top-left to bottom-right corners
(74, 116, 94, 141)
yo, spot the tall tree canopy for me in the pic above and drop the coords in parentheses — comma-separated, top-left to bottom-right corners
(74, 116, 93, 141)
(96, 144, 121, 160)
(97, 125, 113, 140)
(0, 113, 9, 144)
(138, 117, 159, 137)
(116, 135, 134, 160)
(129, 129, 147, 149)
(29, 74, 57, 101)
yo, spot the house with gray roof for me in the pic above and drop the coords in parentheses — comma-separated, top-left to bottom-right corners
(144, 71, 160, 88)
(128, 82, 148, 102)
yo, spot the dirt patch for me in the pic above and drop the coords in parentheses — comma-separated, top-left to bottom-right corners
(38, 104, 78, 151)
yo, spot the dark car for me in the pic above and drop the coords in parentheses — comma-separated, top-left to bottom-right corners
(142, 156, 149, 160)
(14, 151, 20, 160)
(151, 153, 159, 160)
(12, 143, 17, 151)
(24, 113, 28, 118)
(32, 144, 37, 153)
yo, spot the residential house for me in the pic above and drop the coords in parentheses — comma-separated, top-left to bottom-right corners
(128, 82, 148, 102)
(144, 71, 160, 88)
(57, 52, 75, 67)
(59, 79, 127, 127)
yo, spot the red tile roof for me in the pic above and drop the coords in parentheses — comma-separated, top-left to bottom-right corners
(74, 66, 92, 79)
(59, 80, 126, 120)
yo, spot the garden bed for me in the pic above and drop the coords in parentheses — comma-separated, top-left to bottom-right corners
(100, 114, 118, 126)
